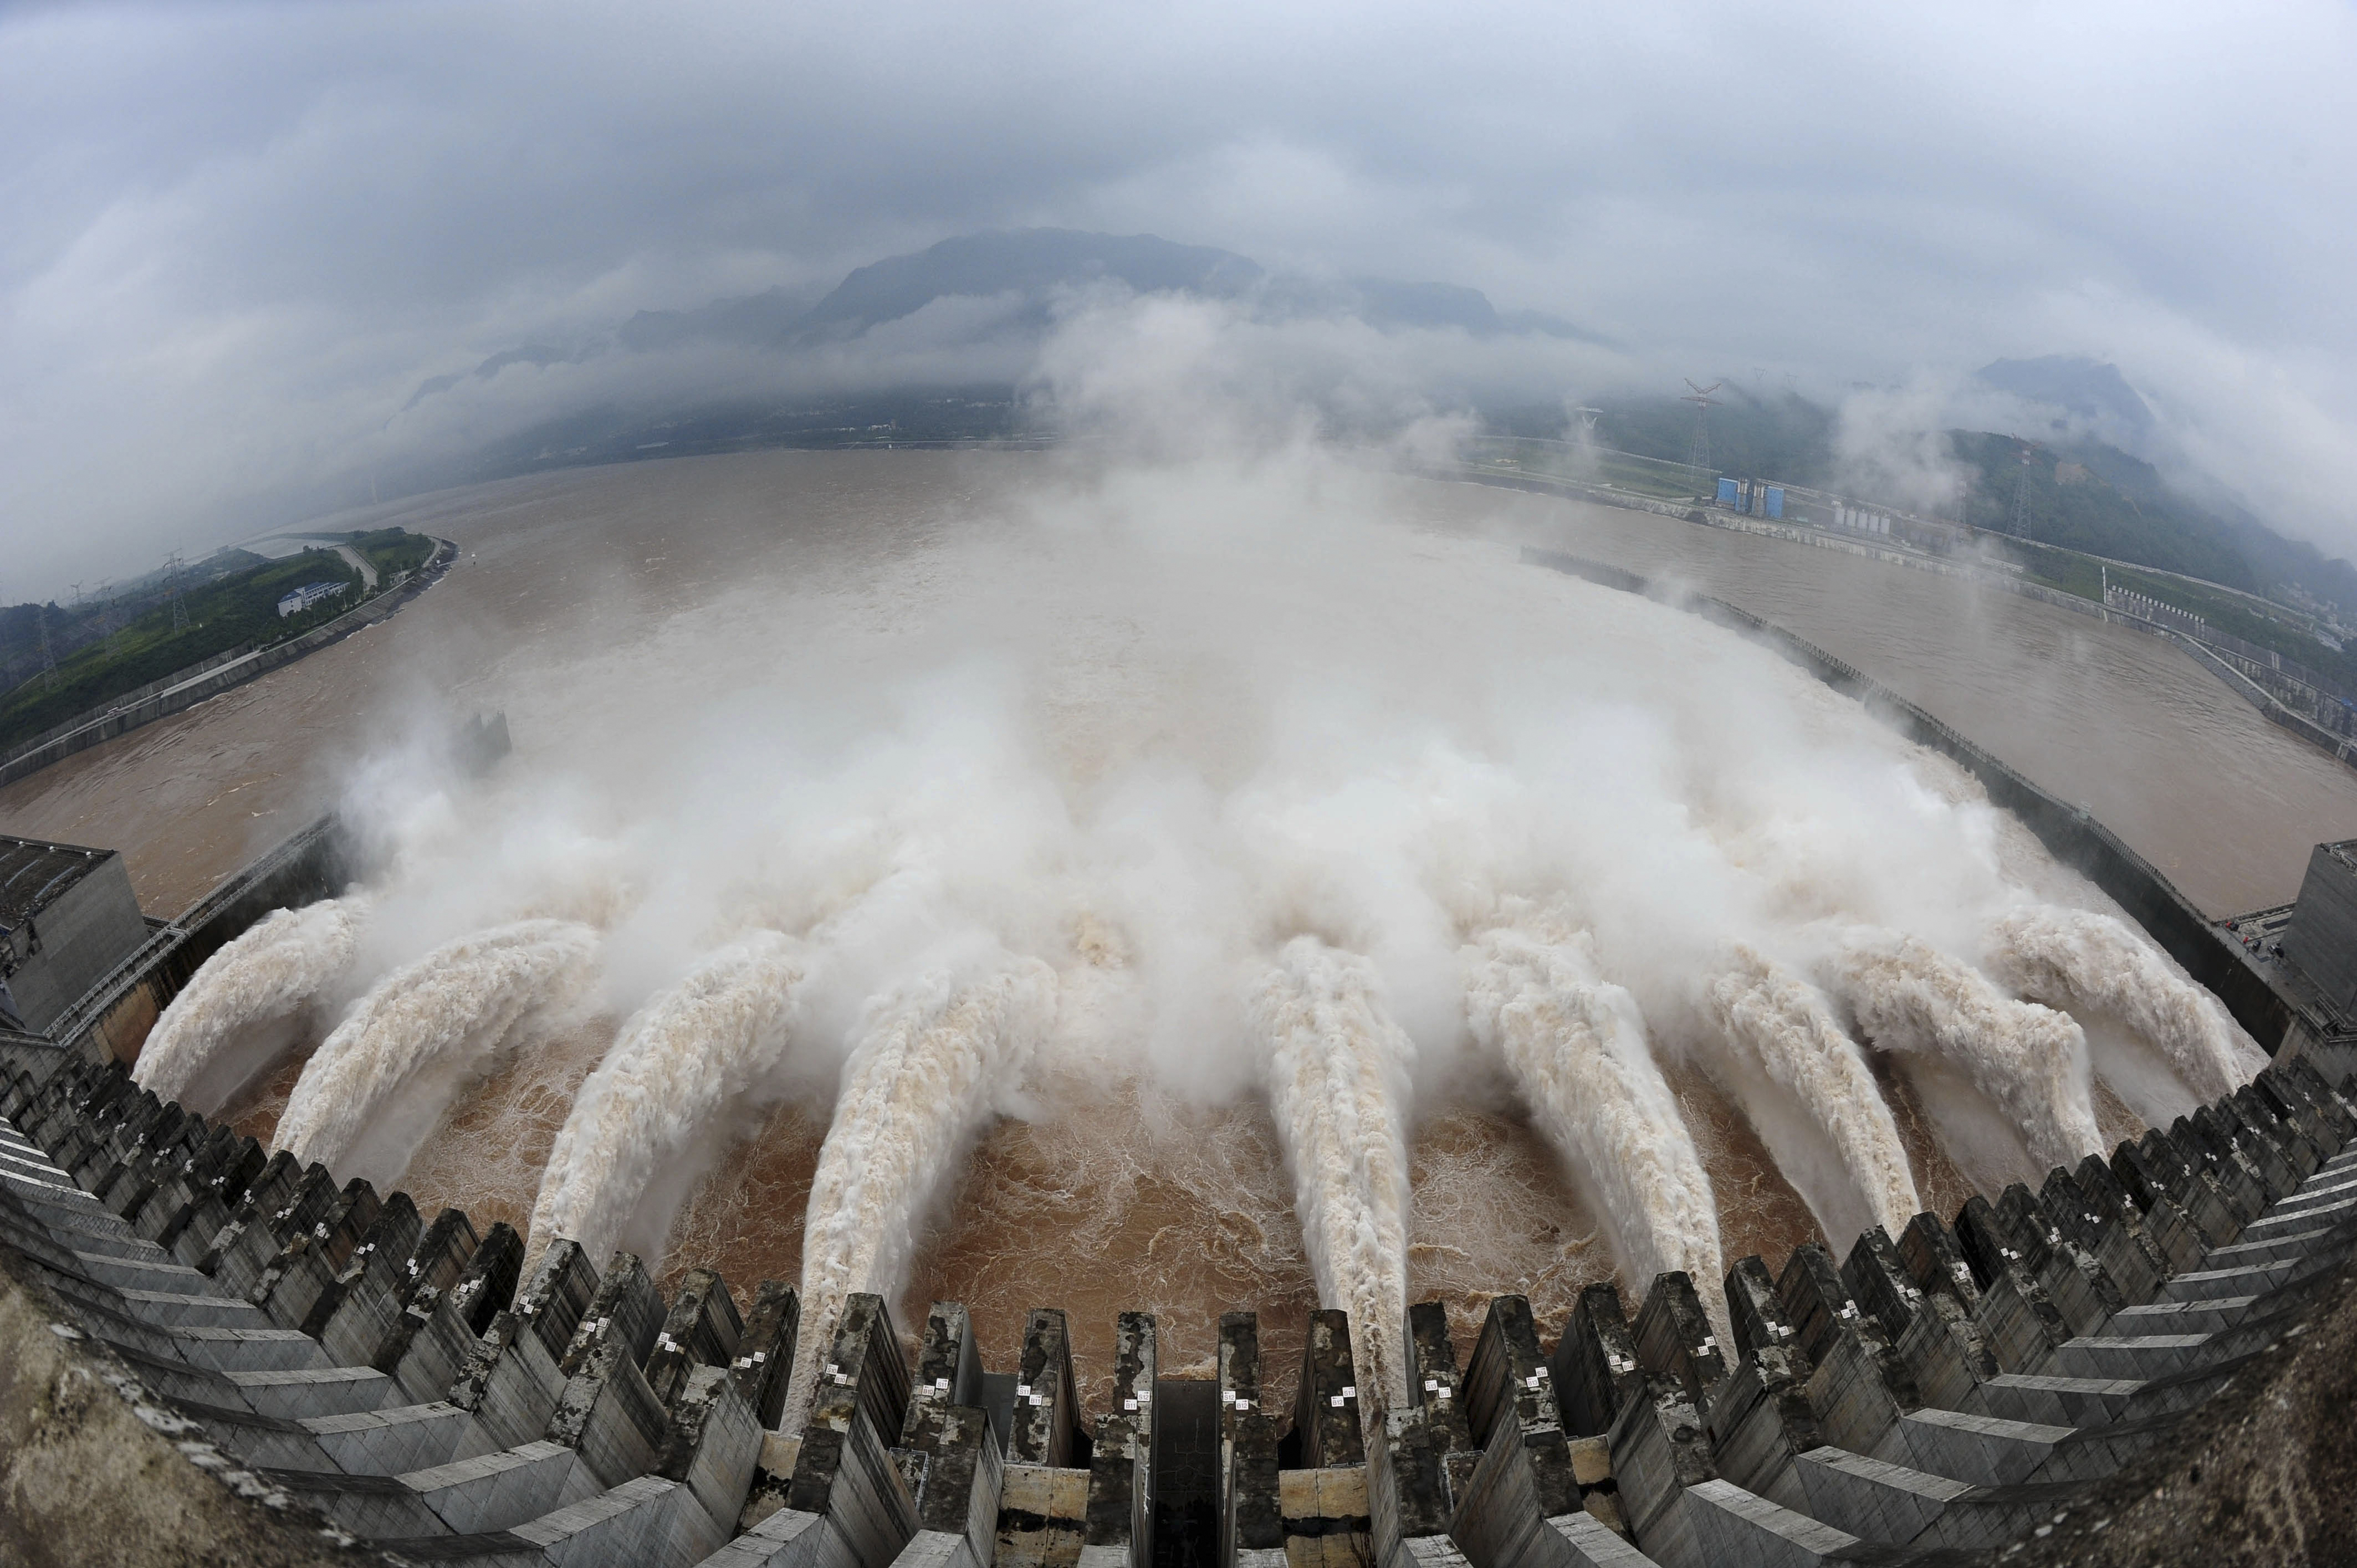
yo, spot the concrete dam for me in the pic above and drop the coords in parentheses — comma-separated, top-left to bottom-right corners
(7, 526, 2357, 1564)
(10, 949, 2357, 1567)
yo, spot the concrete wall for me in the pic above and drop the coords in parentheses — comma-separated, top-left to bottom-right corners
(1435, 465, 1706, 525)
(0, 814, 355, 1073)
(0, 1243, 377, 1567)
(1520, 547, 2303, 1054)
(2, 854, 149, 1037)
(2286, 845, 2357, 1016)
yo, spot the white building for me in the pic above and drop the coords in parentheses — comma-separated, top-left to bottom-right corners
(276, 580, 350, 618)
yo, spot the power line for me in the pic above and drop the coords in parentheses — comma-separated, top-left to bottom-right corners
(2009, 439, 2043, 536)
(1682, 379, 1722, 489)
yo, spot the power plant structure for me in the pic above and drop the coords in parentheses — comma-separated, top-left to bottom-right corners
(0, 836, 149, 1035)
(5, 581, 2356, 1566)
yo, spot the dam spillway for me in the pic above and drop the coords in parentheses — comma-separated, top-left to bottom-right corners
(127, 510, 2282, 1371)
(7, 1034, 2357, 1566)
(5, 577, 2354, 1562)
(7, 454, 2357, 1562)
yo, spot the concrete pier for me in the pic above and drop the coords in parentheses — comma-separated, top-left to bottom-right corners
(995, 1299, 1093, 1568)
(1219, 1311, 1285, 1568)
(740, 1291, 921, 1568)
(1080, 1310, 1156, 1568)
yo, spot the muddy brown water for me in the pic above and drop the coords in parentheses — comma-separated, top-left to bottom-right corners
(13, 449, 2357, 1406)
(1450, 481, 2357, 919)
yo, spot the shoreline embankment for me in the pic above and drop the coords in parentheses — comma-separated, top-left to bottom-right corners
(1443, 464, 2357, 778)
(0, 537, 457, 789)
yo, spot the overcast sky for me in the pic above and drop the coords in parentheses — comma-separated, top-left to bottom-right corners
(4, 0, 2354, 595)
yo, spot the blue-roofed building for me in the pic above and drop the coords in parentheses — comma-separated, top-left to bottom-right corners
(276, 580, 350, 618)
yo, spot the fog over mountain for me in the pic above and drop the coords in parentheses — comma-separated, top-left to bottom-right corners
(1974, 359, 2157, 452)
(398, 228, 1602, 413)
(3, 1, 2354, 593)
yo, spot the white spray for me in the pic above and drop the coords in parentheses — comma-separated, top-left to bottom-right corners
(1701, 946, 1920, 1236)
(1831, 928, 2103, 1172)
(1984, 905, 2257, 1103)
(786, 956, 1057, 1433)
(275, 918, 601, 1174)
(528, 930, 811, 1271)
(1252, 935, 1415, 1413)
(136, 897, 368, 1112)
(1465, 916, 1724, 1320)
(241, 426, 2277, 1383)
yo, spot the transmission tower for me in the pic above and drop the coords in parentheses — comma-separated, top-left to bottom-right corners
(1682, 380, 1722, 487)
(1573, 406, 1603, 435)
(2008, 440, 2043, 537)
(167, 553, 189, 632)
(35, 603, 57, 691)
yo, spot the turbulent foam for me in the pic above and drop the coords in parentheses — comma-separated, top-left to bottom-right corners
(136, 897, 367, 1111)
(275, 919, 602, 1171)
(1252, 936, 1414, 1412)
(1985, 905, 2256, 1103)
(1701, 946, 1919, 1236)
(208, 470, 2277, 1386)
(1831, 928, 2104, 1171)
(786, 956, 1057, 1433)
(528, 930, 811, 1270)
(1465, 920, 1722, 1318)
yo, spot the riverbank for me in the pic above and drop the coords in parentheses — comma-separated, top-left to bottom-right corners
(1442, 462, 2357, 781)
(0, 537, 455, 789)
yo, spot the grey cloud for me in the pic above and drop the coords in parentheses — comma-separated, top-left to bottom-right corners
(2, 0, 2354, 593)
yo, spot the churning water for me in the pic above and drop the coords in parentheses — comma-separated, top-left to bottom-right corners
(56, 444, 2304, 1417)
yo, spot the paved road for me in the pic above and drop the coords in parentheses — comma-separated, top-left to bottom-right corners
(334, 544, 378, 589)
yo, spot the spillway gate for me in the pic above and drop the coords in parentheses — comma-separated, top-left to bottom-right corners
(7, 1038, 2357, 1564)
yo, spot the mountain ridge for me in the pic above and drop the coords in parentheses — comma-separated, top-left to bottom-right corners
(402, 228, 1608, 410)
(391, 234, 2351, 627)
(1975, 355, 2159, 448)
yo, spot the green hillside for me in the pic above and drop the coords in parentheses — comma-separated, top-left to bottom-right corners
(1, 529, 435, 754)
(1484, 386, 1838, 486)
(1950, 433, 2253, 591)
